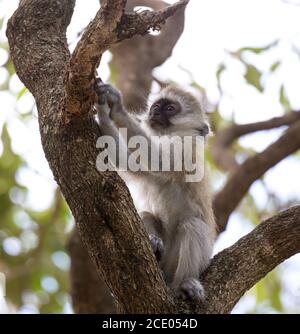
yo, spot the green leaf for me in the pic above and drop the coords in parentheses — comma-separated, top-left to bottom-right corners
(216, 63, 225, 81)
(108, 62, 117, 84)
(17, 86, 28, 100)
(5, 58, 16, 76)
(216, 63, 226, 92)
(279, 85, 291, 112)
(255, 280, 267, 303)
(237, 40, 279, 55)
(191, 81, 205, 94)
(269, 61, 281, 73)
(244, 64, 263, 92)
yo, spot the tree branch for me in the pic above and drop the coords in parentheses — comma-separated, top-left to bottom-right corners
(117, 0, 188, 40)
(212, 111, 300, 172)
(111, 0, 187, 110)
(65, 0, 189, 115)
(214, 119, 300, 231)
(197, 205, 300, 313)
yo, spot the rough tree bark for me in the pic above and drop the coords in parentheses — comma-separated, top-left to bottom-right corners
(6, 0, 300, 314)
(67, 230, 116, 314)
(67, 0, 188, 313)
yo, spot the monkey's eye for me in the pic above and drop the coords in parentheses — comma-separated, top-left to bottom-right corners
(166, 105, 175, 112)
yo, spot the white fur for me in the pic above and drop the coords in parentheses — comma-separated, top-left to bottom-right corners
(97, 84, 216, 295)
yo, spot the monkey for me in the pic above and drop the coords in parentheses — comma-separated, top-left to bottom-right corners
(95, 79, 216, 302)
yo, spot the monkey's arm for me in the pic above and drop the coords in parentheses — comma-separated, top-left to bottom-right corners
(96, 102, 119, 138)
(95, 82, 160, 174)
(95, 82, 196, 179)
(96, 100, 132, 170)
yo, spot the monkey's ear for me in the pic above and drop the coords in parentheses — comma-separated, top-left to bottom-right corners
(197, 123, 210, 137)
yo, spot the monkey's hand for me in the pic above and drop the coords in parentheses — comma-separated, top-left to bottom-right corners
(95, 79, 124, 119)
(176, 278, 205, 303)
(149, 234, 165, 262)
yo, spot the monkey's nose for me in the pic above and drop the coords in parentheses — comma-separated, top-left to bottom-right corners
(151, 109, 160, 117)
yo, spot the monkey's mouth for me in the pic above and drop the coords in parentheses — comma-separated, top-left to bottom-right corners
(149, 117, 170, 128)
(149, 118, 162, 127)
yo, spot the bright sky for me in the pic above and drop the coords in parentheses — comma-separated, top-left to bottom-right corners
(1, 0, 300, 313)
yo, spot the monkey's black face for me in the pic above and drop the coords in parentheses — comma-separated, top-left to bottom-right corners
(149, 98, 181, 129)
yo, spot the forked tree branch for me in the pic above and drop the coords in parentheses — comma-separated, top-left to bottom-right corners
(212, 111, 300, 172)
(214, 119, 300, 231)
(65, 0, 189, 115)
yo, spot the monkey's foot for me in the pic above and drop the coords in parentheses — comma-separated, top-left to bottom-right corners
(149, 234, 165, 262)
(177, 278, 205, 303)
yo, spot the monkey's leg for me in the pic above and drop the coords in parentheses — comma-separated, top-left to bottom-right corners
(139, 211, 165, 262)
(169, 218, 214, 303)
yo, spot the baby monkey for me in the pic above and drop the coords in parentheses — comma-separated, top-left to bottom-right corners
(95, 79, 216, 302)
